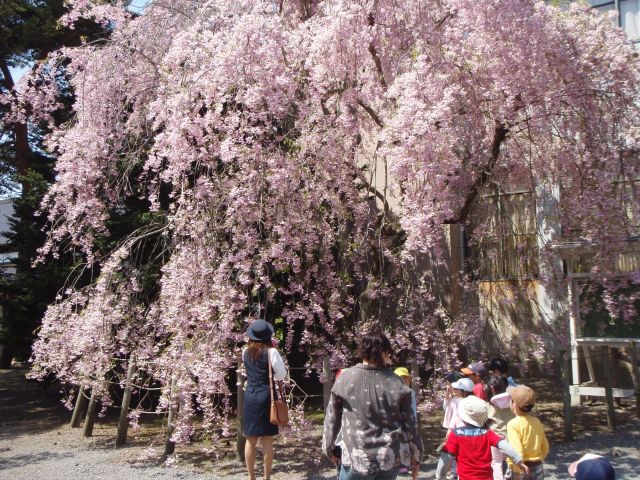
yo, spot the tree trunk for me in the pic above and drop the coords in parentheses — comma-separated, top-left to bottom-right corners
(1, 57, 32, 191)
(0, 344, 12, 369)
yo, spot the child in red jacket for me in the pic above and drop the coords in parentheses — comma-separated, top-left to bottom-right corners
(437, 396, 528, 480)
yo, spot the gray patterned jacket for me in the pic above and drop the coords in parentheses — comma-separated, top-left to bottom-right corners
(322, 364, 423, 475)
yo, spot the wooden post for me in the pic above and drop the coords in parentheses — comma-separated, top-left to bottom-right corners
(602, 346, 616, 431)
(628, 341, 640, 419)
(410, 359, 420, 397)
(70, 384, 88, 428)
(322, 356, 331, 410)
(236, 360, 246, 462)
(410, 358, 424, 444)
(446, 224, 465, 318)
(561, 350, 574, 441)
(164, 376, 178, 458)
(83, 388, 98, 438)
(567, 277, 581, 406)
(116, 357, 137, 447)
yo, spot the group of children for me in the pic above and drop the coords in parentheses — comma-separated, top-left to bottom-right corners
(430, 358, 546, 480)
(331, 359, 615, 479)
(425, 358, 613, 480)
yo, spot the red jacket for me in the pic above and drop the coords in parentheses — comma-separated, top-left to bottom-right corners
(443, 425, 502, 480)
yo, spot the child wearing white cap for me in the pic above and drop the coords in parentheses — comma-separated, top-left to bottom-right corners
(436, 396, 528, 480)
(445, 377, 475, 430)
(434, 375, 475, 479)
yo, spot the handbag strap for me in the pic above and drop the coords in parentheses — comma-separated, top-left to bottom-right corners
(268, 348, 275, 405)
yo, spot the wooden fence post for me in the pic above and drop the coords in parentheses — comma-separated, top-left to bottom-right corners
(164, 376, 179, 458)
(70, 384, 87, 428)
(236, 360, 246, 462)
(83, 388, 98, 438)
(561, 350, 574, 441)
(410, 358, 424, 445)
(602, 346, 616, 432)
(323, 356, 331, 410)
(629, 341, 640, 419)
(116, 356, 137, 447)
(410, 359, 420, 397)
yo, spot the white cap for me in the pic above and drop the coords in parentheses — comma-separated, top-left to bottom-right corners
(459, 395, 488, 427)
(490, 391, 511, 409)
(451, 377, 475, 393)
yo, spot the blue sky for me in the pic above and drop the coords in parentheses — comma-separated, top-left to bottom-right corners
(128, 0, 150, 15)
(8, 0, 150, 83)
(9, 64, 31, 83)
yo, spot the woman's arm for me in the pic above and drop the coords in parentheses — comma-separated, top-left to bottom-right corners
(399, 391, 423, 466)
(269, 348, 287, 381)
(321, 391, 343, 460)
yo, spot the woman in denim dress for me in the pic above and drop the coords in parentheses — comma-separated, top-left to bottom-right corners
(242, 319, 287, 480)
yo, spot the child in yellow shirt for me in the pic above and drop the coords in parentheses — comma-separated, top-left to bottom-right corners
(506, 385, 549, 480)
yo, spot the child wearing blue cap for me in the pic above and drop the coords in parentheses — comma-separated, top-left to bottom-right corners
(569, 454, 615, 480)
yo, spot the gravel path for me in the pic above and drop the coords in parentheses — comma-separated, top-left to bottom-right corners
(2, 368, 639, 479)
(2, 423, 640, 479)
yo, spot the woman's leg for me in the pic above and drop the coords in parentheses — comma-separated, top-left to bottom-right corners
(262, 435, 274, 479)
(244, 436, 258, 480)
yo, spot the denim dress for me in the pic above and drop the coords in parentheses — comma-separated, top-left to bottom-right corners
(243, 349, 278, 437)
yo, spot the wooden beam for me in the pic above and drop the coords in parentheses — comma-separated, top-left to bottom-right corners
(83, 389, 98, 438)
(602, 346, 616, 431)
(70, 384, 87, 428)
(629, 341, 640, 419)
(322, 356, 331, 410)
(569, 385, 635, 398)
(561, 351, 573, 441)
(116, 357, 137, 447)
(236, 361, 246, 462)
(164, 376, 179, 458)
(567, 278, 581, 406)
(576, 337, 640, 348)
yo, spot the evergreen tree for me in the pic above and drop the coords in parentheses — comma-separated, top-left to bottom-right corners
(0, 1, 108, 367)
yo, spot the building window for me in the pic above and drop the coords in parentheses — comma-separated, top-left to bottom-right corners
(621, 0, 640, 39)
(466, 189, 539, 281)
(588, 0, 640, 43)
(616, 178, 640, 237)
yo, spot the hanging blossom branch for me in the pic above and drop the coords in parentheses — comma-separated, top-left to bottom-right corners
(15, 0, 640, 446)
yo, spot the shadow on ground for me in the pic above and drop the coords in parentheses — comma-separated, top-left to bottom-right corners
(0, 368, 70, 441)
(0, 450, 75, 470)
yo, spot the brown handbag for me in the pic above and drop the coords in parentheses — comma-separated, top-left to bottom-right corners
(268, 349, 289, 427)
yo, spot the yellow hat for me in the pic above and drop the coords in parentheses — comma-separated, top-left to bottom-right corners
(394, 367, 410, 377)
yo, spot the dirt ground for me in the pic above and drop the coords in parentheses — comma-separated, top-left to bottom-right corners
(1, 368, 639, 479)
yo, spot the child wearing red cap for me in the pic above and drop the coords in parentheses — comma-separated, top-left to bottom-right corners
(461, 362, 488, 401)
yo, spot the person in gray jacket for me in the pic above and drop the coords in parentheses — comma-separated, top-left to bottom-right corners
(322, 330, 422, 480)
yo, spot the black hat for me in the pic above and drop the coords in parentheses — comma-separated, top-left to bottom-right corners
(445, 371, 465, 383)
(246, 319, 274, 341)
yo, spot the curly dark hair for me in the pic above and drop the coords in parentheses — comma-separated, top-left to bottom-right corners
(487, 375, 509, 397)
(489, 357, 509, 374)
(357, 330, 392, 366)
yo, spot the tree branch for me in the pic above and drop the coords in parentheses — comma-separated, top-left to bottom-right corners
(366, 12, 388, 91)
(357, 99, 384, 128)
(445, 121, 509, 224)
